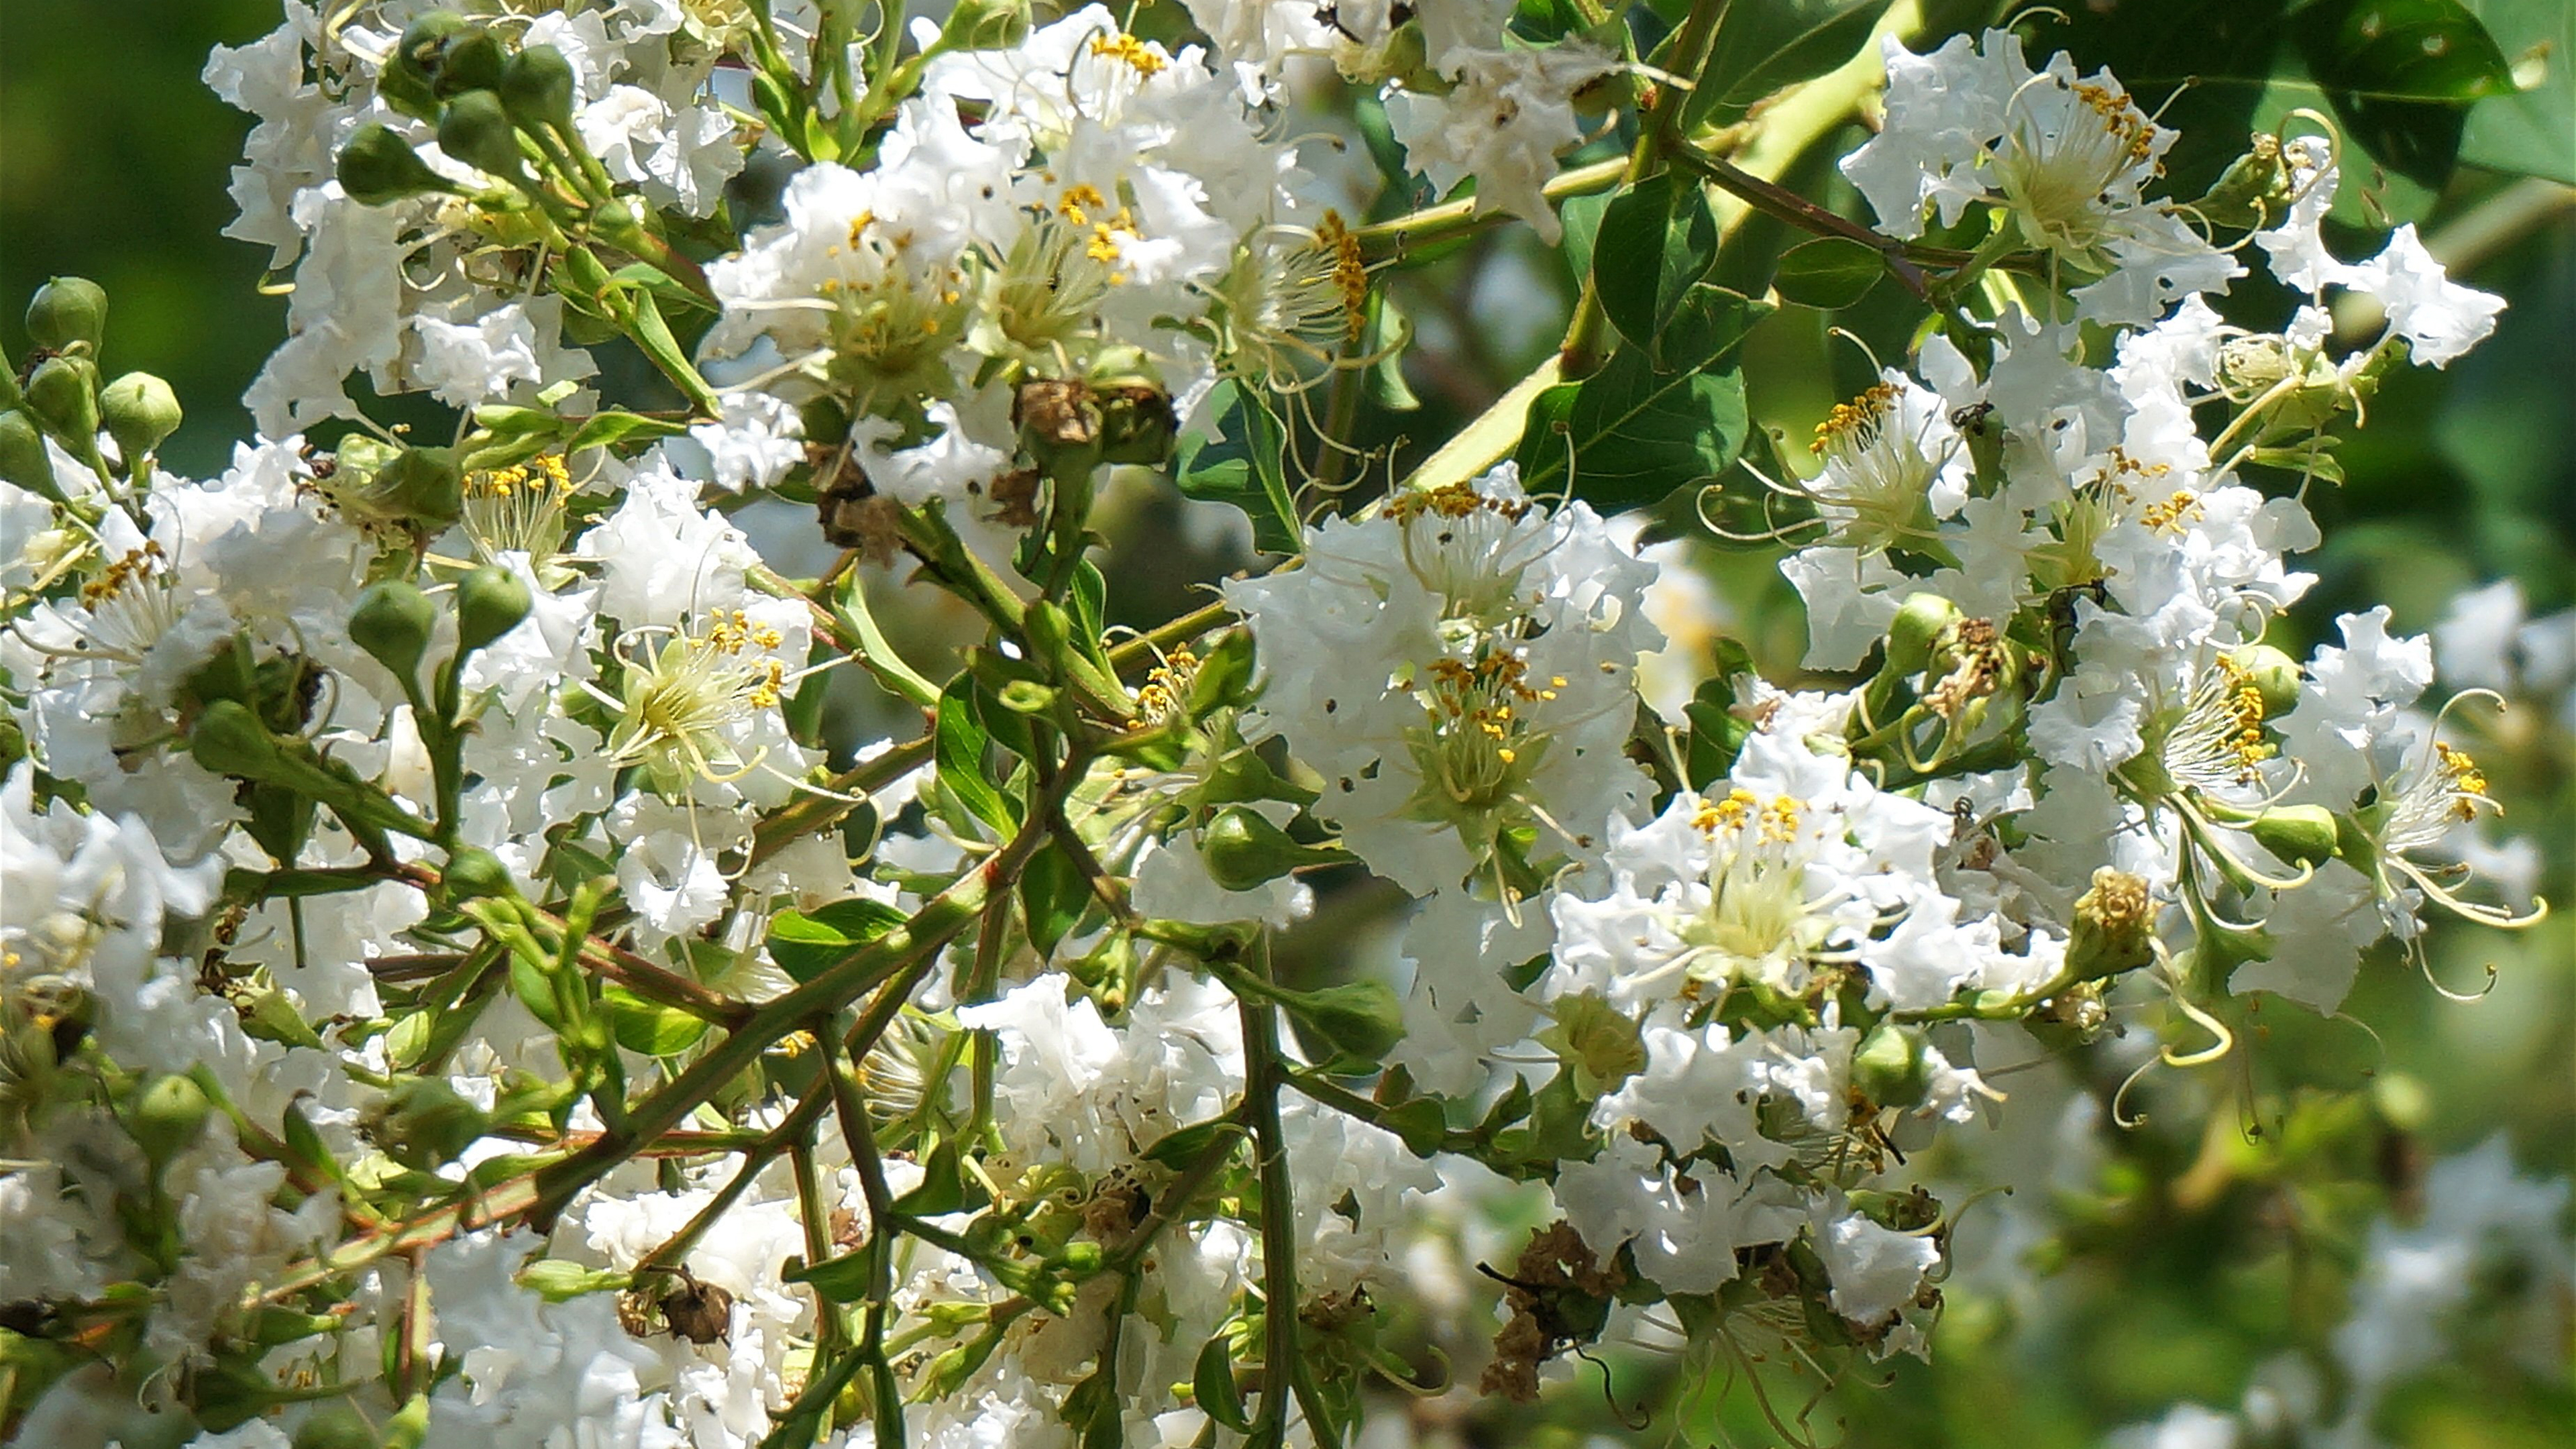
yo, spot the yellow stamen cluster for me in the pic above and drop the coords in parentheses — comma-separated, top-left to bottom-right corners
(2433, 741, 2489, 821)
(1417, 653, 1557, 766)
(1318, 211, 1368, 343)
(700, 610, 789, 705)
(2216, 657, 2274, 777)
(2089, 447, 2174, 502)
(1135, 644, 1200, 724)
(2138, 489, 2203, 534)
(468, 452, 572, 501)
(2072, 81, 2157, 166)
(1389, 480, 1532, 525)
(1089, 34, 1167, 78)
(1055, 184, 1138, 281)
(1811, 384, 1899, 455)
(1691, 788, 1801, 843)
(79, 541, 168, 607)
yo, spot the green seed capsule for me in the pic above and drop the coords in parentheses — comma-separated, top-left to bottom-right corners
(437, 90, 525, 182)
(129, 1073, 213, 1165)
(500, 44, 578, 133)
(23, 354, 101, 447)
(2248, 803, 2341, 871)
(0, 410, 54, 494)
(1197, 806, 1316, 892)
(189, 698, 284, 780)
(455, 564, 532, 654)
(25, 276, 107, 354)
(439, 845, 514, 901)
(347, 580, 439, 683)
(337, 123, 455, 206)
(99, 371, 182, 462)
(292, 1405, 382, 1449)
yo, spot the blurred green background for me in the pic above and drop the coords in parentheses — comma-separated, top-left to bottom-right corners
(3, 2, 2568, 1445)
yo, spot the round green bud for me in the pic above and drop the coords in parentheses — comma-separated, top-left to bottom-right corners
(2247, 802, 2340, 871)
(1285, 979, 1405, 1066)
(25, 276, 107, 354)
(439, 845, 514, 902)
(129, 1073, 213, 1165)
(368, 1074, 492, 1169)
(1051, 1240, 1104, 1274)
(437, 29, 507, 97)
(100, 371, 182, 462)
(437, 90, 525, 182)
(368, 446, 464, 529)
(337, 123, 455, 206)
(189, 698, 284, 780)
(500, 44, 578, 133)
(1197, 806, 1315, 893)
(2225, 643, 2303, 720)
(1851, 1021, 1927, 1110)
(23, 354, 101, 447)
(1884, 592, 1964, 678)
(454, 564, 532, 654)
(347, 580, 439, 683)
(0, 410, 54, 494)
(384, 12, 472, 118)
(292, 1405, 382, 1449)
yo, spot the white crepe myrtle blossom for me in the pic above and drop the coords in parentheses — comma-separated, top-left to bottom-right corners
(1226, 464, 1659, 898)
(1843, 29, 2241, 324)
(1385, 42, 1618, 244)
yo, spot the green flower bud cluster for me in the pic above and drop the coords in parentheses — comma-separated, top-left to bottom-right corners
(7, 278, 185, 492)
(346, 11, 587, 206)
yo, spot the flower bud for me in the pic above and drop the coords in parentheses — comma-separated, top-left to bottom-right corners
(2247, 803, 2339, 871)
(2067, 867, 2156, 980)
(23, 354, 100, 447)
(0, 410, 56, 495)
(337, 123, 455, 206)
(437, 90, 527, 182)
(189, 698, 284, 779)
(500, 44, 578, 133)
(455, 564, 532, 654)
(2193, 135, 2290, 231)
(437, 28, 507, 96)
(1280, 979, 1405, 1067)
(292, 1404, 382, 1449)
(129, 1073, 213, 1165)
(2224, 643, 2302, 719)
(366, 1075, 492, 1170)
(25, 276, 107, 354)
(439, 845, 514, 902)
(1883, 593, 1962, 678)
(366, 445, 465, 530)
(1095, 382, 1178, 467)
(1197, 806, 1322, 892)
(937, 0, 1031, 49)
(99, 372, 182, 462)
(383, 12, 472, 119)
(1851, 1021, 1927, 1110)
(347, 580, 439, 683)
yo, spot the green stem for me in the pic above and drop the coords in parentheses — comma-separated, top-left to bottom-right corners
(1558, 0, 1733, 380)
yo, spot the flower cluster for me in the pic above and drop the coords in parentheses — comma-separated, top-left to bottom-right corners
(0, 9, 2557, 1449)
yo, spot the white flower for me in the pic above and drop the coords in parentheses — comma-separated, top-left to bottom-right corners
(1383, 44, 1617, 244)
(2345, 223, 2504, 368)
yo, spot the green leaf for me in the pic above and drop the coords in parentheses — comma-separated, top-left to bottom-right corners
(2294, 0, 2516, 185)
(936, 677, 1020, 835)
(1558, 189, 1615, 285)
(1771, 236, 1886, 309)
(600, 984, 710, 1057)
(1140, 1115, 1246, 1169)
(892, 1136, 987, 1216)
(1364, 292, 1421, 413)
(767, 897, 909, 983)
(1018, 839, 1090, 959)
(1193, 1334, 1251, 1432)
(1173, 380, 1301, 553)
(1686, 0, 1898, 129)
(785, 1248, 875, 1302)
(1512, 285, 1772, 511)
(1682, 671, 1755, 788)
(2460, 0, 2574, 182)
(565, 410, 690, 454)
(1591, 171, 1719, 349)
